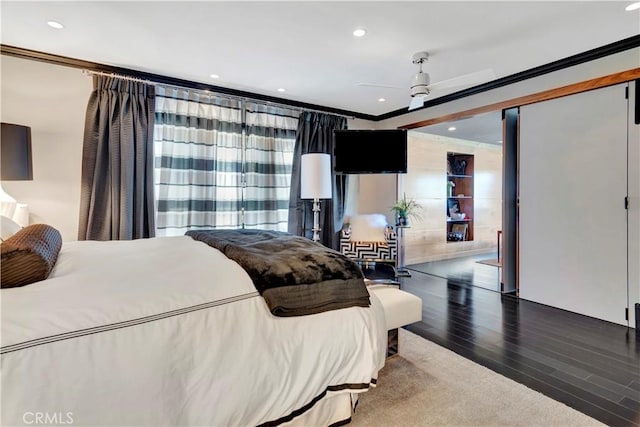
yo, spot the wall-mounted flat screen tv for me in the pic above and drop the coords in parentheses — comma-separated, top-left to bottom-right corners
(334, 129, 407, 174)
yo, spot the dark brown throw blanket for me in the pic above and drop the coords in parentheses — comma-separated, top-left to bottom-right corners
(186, 229, 370, 317)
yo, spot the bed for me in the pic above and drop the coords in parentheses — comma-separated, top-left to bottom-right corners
(1, 226, 387, 426)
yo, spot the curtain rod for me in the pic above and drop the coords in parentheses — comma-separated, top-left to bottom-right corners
(83, 69, 153, 85)
(82, 69, 354, 120)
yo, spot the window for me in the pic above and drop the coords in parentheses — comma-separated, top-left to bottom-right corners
(153, 87, 298, 236)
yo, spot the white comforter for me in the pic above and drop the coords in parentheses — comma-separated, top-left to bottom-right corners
(1, 236, 387, 426)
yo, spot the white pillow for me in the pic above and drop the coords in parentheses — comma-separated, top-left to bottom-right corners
(1, 215, 22, 241)
(349, 214, 388, 242)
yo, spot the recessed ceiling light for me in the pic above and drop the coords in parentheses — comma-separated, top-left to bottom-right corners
(47, 20, 64, 29)
(353, 28, 367, 37)
(209, 74, 220, 79)
(625, 2, 640, 10)
(277, 88, 286, 92)
(448, 126, 456, 131)
(378, 98, 385, 102)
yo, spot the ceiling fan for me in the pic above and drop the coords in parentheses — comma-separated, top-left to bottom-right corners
(358, 51, 496, 111)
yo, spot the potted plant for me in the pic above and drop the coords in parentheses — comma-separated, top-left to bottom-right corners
(391, 193, 422, 226)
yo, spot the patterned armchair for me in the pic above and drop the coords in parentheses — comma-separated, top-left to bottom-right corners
(339, 214, 397, 265)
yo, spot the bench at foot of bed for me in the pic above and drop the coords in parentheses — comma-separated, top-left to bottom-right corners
(368, 284, 422, 357)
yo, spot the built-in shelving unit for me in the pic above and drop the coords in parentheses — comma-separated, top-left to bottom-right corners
(446, 153, 474, 241)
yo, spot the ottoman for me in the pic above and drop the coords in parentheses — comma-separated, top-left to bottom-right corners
(369, 284, 422, 357)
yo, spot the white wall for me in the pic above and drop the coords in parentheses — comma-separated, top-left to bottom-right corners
(1, 55, 92, 241)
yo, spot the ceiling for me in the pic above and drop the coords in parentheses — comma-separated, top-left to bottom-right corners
(415, 111, 503, 144)
(1, 1, 638, 118)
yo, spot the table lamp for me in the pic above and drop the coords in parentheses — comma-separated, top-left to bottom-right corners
(1, 123, 33, 219)
(300, 153, 332, 242)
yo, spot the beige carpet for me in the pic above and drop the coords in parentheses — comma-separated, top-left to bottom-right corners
(351, 329, 604, 426)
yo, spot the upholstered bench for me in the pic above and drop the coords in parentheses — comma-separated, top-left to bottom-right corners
(368, 284, 422, 357)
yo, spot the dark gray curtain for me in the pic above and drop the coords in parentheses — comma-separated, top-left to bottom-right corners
(288, 112, 347, 249)
(78, 76, 156, 240)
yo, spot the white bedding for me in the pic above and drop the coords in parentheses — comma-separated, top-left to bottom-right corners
(1, 236, 387, 426)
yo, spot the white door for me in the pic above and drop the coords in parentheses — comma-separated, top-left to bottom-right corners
(519, 84, 629, 326)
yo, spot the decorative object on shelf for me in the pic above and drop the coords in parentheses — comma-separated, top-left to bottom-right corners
(447, 199, 461, 217)
(446, 152, 474, 242)
(391, 193, 422, 226)
(449, 223, 468, 241)
(300, 153, 332, 242)
(452, 159, 467, 175)
(447, 231, 464, 241)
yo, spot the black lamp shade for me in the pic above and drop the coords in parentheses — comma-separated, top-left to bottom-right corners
(1, 123, 33, 181)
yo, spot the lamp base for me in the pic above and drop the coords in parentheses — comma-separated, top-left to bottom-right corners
(312, 198, 321, 242)
(0, 184, 17, 219)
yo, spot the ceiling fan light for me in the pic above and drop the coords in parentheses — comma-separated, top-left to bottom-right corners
(411, 85, 430, 97)
(412, 71, 430, 87)
(411, 71, 431, 97)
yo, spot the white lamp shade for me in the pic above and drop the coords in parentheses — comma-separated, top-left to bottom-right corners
(300, 153, 332, 199)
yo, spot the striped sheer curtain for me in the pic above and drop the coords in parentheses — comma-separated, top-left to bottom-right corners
(244, 102, 298, 230)
(153, 87, 243, 236)
(153, 88, 298, 236)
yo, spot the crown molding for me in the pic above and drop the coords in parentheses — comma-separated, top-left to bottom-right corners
(3, 34, 639, 123)
(376, 34, 640, 121)
(0, 45, 376, 121)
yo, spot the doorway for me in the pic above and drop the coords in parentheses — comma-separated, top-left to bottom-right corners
(401, 111, 504, 292)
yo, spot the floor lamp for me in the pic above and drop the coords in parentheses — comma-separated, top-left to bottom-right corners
(1, 123, 33, 221)
(300, 153, 332, 242)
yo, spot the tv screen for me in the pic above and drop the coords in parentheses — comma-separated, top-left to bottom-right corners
(334, 129, 407, 174)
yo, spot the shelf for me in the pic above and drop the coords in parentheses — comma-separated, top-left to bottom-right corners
(447, 153, 474, 242)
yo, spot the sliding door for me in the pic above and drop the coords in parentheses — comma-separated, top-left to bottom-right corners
(519, 84, 629, 326)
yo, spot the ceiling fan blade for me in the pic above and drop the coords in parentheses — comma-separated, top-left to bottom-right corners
(408, 96, 426, 111)
(428, 68, 496, 91)
(356, 82, 404, 90)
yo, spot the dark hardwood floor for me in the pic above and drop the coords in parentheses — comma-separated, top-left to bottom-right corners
(408, 252, 502, 292)
(395, 260, 640, 427)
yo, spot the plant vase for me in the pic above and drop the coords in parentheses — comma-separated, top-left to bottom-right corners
(392, 193, 422, 227)
(447, 181, 455, 198)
